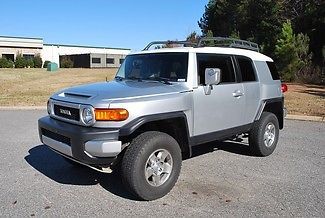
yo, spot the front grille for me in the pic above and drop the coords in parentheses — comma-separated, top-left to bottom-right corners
(54, 104, 80, 121)
(42, 128, 71, 146)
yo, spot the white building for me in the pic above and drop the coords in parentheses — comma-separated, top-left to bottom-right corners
(0, 35, 130, 68)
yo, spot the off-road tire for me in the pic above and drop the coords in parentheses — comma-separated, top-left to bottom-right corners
(121, 131, 182, 201)
(249, 112, 279, 156)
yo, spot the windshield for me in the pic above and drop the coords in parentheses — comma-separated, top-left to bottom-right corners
(115, 53, 188, 82)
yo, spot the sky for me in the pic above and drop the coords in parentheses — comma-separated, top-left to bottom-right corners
(1, 0, 208, 51)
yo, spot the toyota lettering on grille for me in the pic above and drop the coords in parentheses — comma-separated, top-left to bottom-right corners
(59, 108, 72, 116)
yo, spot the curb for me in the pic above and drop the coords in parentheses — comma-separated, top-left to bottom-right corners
(285, 114, 324, 122)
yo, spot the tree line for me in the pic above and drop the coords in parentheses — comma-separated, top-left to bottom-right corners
(194, 0, 324, 84)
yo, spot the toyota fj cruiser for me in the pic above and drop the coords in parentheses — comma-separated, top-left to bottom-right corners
(38, 37, 285, 200)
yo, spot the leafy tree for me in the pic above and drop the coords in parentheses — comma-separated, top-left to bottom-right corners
(197, 0, 323, 83)
(15, 54, 27, 68)
(198, 0, 240, 37)
(283, 0, 324, 65)
(33, 54, 42, 68)
(198, 0, 283, 56)
(275, 20, 310, 81)
(206, 30, 213, 38)
(186, 31, 200, 43)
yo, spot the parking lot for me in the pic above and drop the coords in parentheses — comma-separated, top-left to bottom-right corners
(0, 110, 324, 217)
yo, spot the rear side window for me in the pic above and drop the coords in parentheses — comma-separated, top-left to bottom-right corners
(197, 54, 236, 85)
(266, 61, 280, 80)
(237, 56, 256, 82)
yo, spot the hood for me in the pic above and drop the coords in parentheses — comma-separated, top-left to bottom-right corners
(51, 80, 189, 105)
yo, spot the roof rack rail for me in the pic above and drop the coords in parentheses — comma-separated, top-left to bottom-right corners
(197, 37, 259, 52)
(143, 41, 196, 51)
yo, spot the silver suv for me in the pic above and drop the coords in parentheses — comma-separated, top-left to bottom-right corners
(38, 37, 285, 200)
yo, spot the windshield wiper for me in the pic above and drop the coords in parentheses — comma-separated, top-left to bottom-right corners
(115, 76, 124, 81)
(144, 76, 172, 85)
(126, 76, 142, 82)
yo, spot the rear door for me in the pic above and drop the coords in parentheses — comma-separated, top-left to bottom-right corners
(193, 54, 246, 136)
(235, 56, 260, 124)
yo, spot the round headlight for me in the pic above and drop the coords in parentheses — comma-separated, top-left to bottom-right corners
(47, 100, 51, 115)
(82, 107, 94, 125)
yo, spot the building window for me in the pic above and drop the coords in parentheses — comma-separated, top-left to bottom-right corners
(23, 54, 34, 60)
(119, 58, 125, 64)
(92, 58, 101, 64)
(106, 58, 115, 64)
(2, 54, 14, 61)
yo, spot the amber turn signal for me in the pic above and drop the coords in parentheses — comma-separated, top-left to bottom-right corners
(95, 108, 129, 121)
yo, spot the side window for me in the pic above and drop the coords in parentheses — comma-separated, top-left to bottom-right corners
(266, 61, 280, 80)
(197, 54, 236, 85)
(237, 56, 256, 82)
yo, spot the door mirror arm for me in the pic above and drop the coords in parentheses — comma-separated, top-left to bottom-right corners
(204, 85, 212, 95)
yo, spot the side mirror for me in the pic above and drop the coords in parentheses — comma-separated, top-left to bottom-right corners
(204, 68, 221, 95)
(205, 68, 221, 85)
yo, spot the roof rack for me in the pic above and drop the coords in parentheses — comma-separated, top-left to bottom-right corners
(197, 37, 259, 52)
(143, 41, 197, 51)
(143, 37, 260, 52)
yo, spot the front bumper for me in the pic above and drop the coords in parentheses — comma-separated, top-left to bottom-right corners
(38, 116, 121, 166)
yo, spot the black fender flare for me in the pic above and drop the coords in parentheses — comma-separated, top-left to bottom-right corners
(119, 111, 192, 157)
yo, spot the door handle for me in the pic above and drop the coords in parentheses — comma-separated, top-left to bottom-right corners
(232, 90, 244, 97)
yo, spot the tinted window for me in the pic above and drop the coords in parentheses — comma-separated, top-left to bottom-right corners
(119, 58, 125, 64)
(237, 57, 256, 82)
(92, 58, 101, 64)
(115, 53, 188, 82)
(106, 58, 114, 64)
(267, 61, 280, 80)
(197, 54, 235, 85)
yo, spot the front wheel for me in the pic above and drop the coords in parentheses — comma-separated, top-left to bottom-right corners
(249, 112, 279, 156)
(121, 131, 182, 200)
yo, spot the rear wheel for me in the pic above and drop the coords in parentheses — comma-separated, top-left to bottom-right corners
(121, 131, 182, 200)
(249, 112, 279, 156)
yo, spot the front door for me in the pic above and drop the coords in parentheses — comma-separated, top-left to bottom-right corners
(193, 54, 246, 136)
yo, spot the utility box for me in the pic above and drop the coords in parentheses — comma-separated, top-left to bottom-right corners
(47, 62, 58, 72)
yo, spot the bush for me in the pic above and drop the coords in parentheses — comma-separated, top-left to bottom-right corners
(14, 54, 27, 68)
(33, 54, 42, 68)
(0, 57, 14, 68)
(26, 59, 34, 68)
(43, 60, 51, 68)
(60, 56, 73, 68)
(296, 65, 325, 85)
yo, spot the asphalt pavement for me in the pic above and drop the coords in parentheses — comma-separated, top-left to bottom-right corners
(0, 110, 324, 217)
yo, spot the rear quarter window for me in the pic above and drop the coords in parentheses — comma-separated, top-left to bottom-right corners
(266, 61, 280, 80)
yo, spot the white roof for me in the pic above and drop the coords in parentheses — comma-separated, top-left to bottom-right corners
(131, 46, 273, 62)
